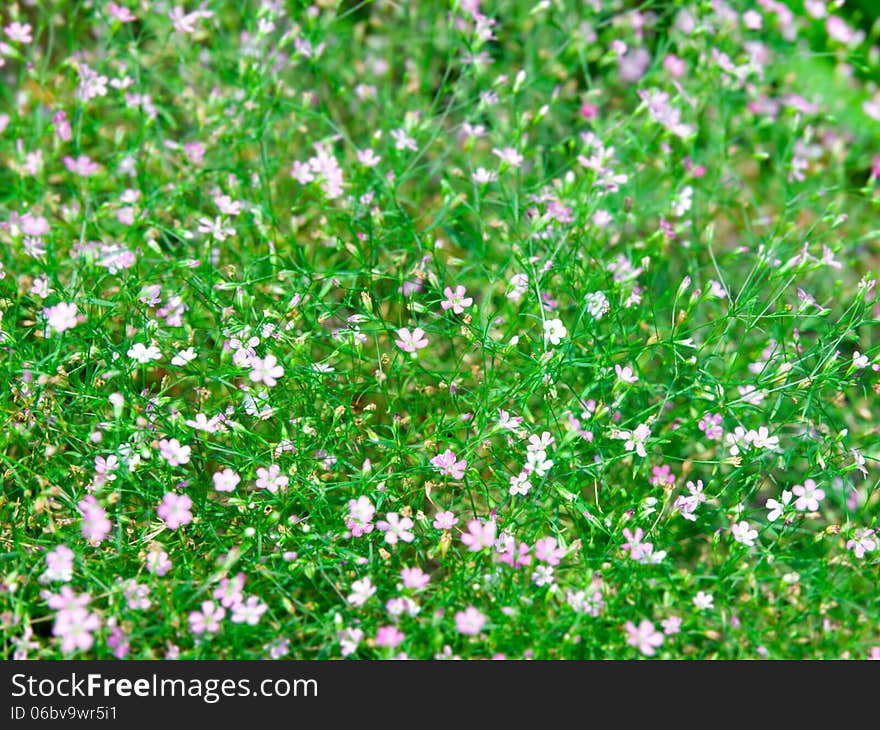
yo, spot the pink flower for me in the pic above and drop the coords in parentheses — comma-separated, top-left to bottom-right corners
(213, 468, 240, 492)
(649, 464, 675, 486)
(255, 464, 288, 493)
(615, 364, 639, 384)
(508, 471, 532, 496)
(184, 142, 206, 164)
(847, 528, 877, 559)
(188, 601, 225, 634)
(157, 493, 193, 529)
(663, 54, 686, 77)
(461, 519, 497, 551)
(43, 302, 79, 335)
(527, 431, 555, 453)
(78, 496, 111, 545)
(357, 148, 381, 167)
(618, 47, 651, 84)
(249, 354, 284, 387)
(400, 567, 430, 590)
(826, 16, 862, 46)
(106, 624, 130, 659)
(19, 212, 50, 237)
(339, 627, 364, 657)
(430, 449, 467, 479)
(346, 496, 375, 537)
(621, 527, 648, 560)
(492, 147, 524, 167)
(376, 512, 415, 545)
(580, 102, 599, 119)
(215, 194, 243, 216)
(432, 510, 458, 530)
(145, 547, 172, 576)
(108, 3, 137, 22)
(123, 581, 151, 611)
(661, 616, 682, 635)
(375, 625, 405, 649)
(4, 21, 33, 44)
(698, 412, 723, 440)
(534, 537, 566, 566)
(625, 619, 664, 656)
(619, 423, 651, 457)
(455, 607, 487, 636)
(395, 327, 429, 354)
(198, 216, 235, 241)
(674, 479, 706, 521)
(567, 587, 604, 616)
(46, 586, 90, 612)
(792, 479, 825, 512)
(213, 574, 245, 608)
(440, 285, 473, 314)
(53, 608, 100, 653)
(159, 437, 191, 467)
(41, 544, 75, 583)
(496, 536, 532, 568)
(169, 6, 213, 35)
(63, 154, 100, 177)
(231, 596, 268, 625)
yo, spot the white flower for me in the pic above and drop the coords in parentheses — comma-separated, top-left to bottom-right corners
(619, 423, 651, 458)
(672, 185, 693, 217)
(693, 591, 714, 610)
(852, 351, 869, 369)
(543, 318, 567, 346)
(725, 426, 750, 456)
(347, 577, 376, 607)
(197, 216, 235, 242)
(527, 431, 555, 453)
(525, 449, 554, 477)
(766, 489, 793, 522)
(731, 520, 758, 547)
(585, 291, 610, 319)
(748, 426, 779, 451)
(852, 448, 868, 478)
(390, 128, 417, 151)
(171, 347, 197, 366)
(472, 167, 497, 183)
(531, 565, 555, 586)
(243, 390, 275, 419)
(128, 342, 162, 363)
